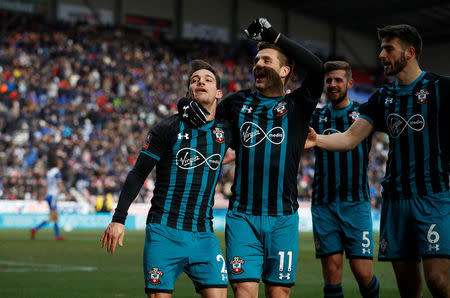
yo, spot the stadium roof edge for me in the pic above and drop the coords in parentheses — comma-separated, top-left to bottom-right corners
(261, 0, 450, 45)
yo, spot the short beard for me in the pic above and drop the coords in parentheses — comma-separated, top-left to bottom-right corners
(255, 67, 284, 95)
(386, 54, 407, 76)
(330, 92, 347, 106)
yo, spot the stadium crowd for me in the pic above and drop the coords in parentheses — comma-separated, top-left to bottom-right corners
(0, 14, 387, 210)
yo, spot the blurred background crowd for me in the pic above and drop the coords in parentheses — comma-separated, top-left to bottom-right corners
(0, 12, 388, 211)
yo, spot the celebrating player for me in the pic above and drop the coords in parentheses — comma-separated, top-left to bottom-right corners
(101, 60, 234, 298)
(306, 25, 449, 297)
(310, 61, 379, 297)
(179, 18, 323, 298)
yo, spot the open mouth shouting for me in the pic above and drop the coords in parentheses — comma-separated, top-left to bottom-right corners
(253, 67, 268, 83)
(382, 60, 392, 72)
(194, 87, 208, 96)
(327, 88, 339, 95)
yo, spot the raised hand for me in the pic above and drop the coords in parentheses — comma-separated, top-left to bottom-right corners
(244, 18, 279, 43)
(177, 97, 210, 127)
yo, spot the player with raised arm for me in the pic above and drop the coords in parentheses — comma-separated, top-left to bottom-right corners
(179, 18, 323, 298)
(306, 25, 449, 298)
(31, 155, 69, 241)
(310, 61, 379, 297)
(101, 60, 234, 298)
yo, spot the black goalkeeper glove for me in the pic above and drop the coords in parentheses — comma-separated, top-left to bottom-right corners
(244, 18, 279, 43)
(177, 97, 210, 127)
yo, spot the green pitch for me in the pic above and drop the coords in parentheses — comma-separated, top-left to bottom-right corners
(0, 230, 431, 297)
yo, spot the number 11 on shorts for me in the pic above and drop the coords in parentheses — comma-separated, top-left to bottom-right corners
(278, 251, 292, 272)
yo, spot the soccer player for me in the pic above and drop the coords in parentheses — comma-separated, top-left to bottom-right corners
(310, 61, 379, 297)
(31, 156, 69, 241)
(179, 18, 323, 298)
(306, 25, 449, 297)
(101, 60, 233, 298)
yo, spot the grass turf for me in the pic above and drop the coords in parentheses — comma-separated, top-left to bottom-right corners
(0, 229, 432, 297)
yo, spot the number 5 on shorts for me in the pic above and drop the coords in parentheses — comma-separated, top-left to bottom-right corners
(362, 231, 370, 247)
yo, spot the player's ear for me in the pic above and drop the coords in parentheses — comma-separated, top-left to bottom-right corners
(280, 65, 290, 79)
(216, 89, 223, 100)
(406, 46, 415, 60)
(348, 78, 354, 89)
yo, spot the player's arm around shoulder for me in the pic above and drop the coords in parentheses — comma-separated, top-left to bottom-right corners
(101, 222, 125, 254)
(307, 118, 374, 152)
(216, 90, 250, 121)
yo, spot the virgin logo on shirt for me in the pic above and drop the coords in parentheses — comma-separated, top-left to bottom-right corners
(387, 113, 425, 138)
(240, 122, 285, 148)
(176, 148, 222, 170)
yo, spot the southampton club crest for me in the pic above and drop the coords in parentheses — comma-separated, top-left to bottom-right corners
(230, 256, 245, 274)
(415, 89, 429, 104)
(212, 127, 225, 143)
(143, 133, 152, 150)
(349, 111, 360, 122)
(379, 239, 388, 255)
(273, 101, 288, 116)
(148, 267, 164, 285)
(314, 238, 321, 251)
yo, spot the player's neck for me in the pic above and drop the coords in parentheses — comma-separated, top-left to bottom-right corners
(260, 90, 284, 97)
(331, 98, 351, 110)
(395, 62, 422, 86)
(258, 86, 285, 98)
(203, 103, 216, 121)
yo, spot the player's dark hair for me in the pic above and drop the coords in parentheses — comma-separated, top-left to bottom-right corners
(257, 42, 293, 82)
(47, 154, 60, 168)
(377, 24, 423, 61)
(187, 59, 221, 89)
(324, 61, 352, 81)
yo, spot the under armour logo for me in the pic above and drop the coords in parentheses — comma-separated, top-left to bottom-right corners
(177, 133, 189, 140)
(387, 113, 425, 138)
(240, 122, 285, 148)
(241, 105, 253, 113)
(428, 244, 440, 251)
(182, 106, 189, 118)
(279, 273, 291, 280)
(362, 248, 371, 254)
(385, 97, 394, 104)
(319, 117, 327, 122)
